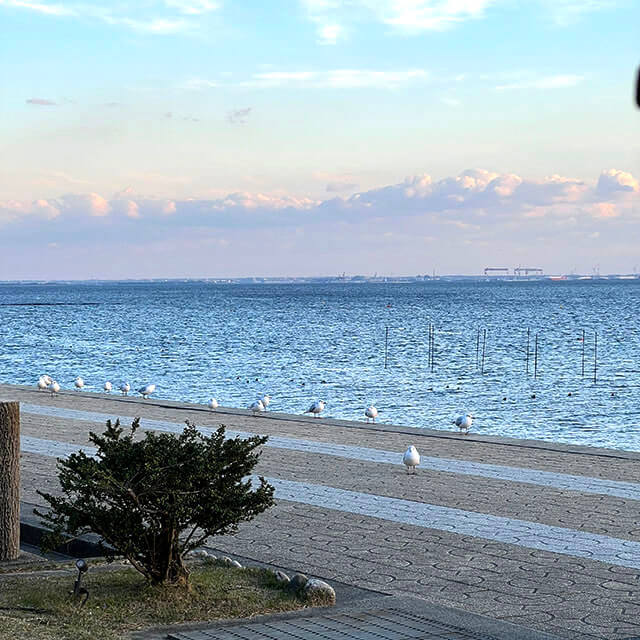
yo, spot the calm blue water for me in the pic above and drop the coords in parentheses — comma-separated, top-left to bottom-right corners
(1, 280, 640, 452)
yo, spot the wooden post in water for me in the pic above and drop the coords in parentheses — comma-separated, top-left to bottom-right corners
(534, 333, 539, 379)
(593, 331, 598, 383)
(526, 328, 530, 374)
(581, 328, 585, 378)
(430, 325, 435, 373)
(0, 401, 20, 561)
(384, 326, 389, 369)
(481, 328, 487, 374)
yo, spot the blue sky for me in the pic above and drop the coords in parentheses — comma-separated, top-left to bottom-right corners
(1, 0, 639, 278)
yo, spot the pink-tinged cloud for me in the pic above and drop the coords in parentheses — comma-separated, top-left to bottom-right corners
(1, 169, 638, 278)
(1, 169, 636, 230)
(597, 169, 639, 195)
(26, 98, 57, 106)
(591, 202, 619, 219)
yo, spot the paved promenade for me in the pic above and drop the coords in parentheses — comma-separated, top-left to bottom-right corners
(4, 383, 640, 640)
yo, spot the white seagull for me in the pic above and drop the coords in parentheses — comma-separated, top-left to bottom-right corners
(120, 382, 131, 396)
(37, 376, 50, 391)
(402, 445, 420, 474)
(104, 381, 112, 393)
(305, 400, 325, 418)
(138, 383, 156, 399)
(261, 394, 271, 410)
(365, 406, 378, 423)
(208, 397, 219, 411)
(453, 414, 473, 435)
(50, 381, 60, 395)
(74, 377, 85, 391)
(249, 399, 265, 414)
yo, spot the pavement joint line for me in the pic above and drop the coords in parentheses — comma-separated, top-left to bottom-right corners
(15, 384, 640, 463)
(19, 434, 640, 573)
(21, 403, 640, 501)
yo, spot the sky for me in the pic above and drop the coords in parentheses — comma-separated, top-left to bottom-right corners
(0, 0, 639, 279)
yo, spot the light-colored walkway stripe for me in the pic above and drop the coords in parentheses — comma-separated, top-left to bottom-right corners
(22, 403, 640, 501)
(21, 435, 89, 459)
(20, 434, 640, 571)
(268, 477, 640, 571)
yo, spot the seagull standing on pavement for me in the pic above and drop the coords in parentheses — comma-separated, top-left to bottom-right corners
(120, 382, 130, 396)
(453, 414, 473, 435)
(138, 383, 156, 399)
(74, 377, 85, 391)
(261, 394, 271, 410)
(365, 406, 378, 423)
(50, 381, 60, 395)
(104, 381, 112, 393)
(402, 445, 420, 474)
(249, 399, 265, 414)
(208, 398, 219, 411)
(37, 376, 49, 391)
(305, 400, 325, 418)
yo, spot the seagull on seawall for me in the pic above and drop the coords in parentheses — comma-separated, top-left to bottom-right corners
(104, 381, 112, 393)
(119, 382, 130, 396)
(74, 377, 85, 391)
(305, 400, 325, 418)
(364, 406, 378, 423)
(138, 383, 156, 399)
(50, 381, 60, 395)
(37, 376, 50, 391)
(249, 399, 265, 414)
(453, 414, 473, 435)
(208, 397, 218, 411)
(403, 445, 420, 474)
(261, 394, 271, 410)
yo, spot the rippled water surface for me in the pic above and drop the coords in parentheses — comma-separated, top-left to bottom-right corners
(2, 280, 640, 451)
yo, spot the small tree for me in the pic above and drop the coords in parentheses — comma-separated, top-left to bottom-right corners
(36, 420, 274, 586)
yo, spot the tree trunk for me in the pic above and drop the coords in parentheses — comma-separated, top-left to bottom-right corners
(0, 401, 20, 560)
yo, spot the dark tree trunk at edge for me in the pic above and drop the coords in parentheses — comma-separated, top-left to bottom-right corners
(0, 401, 20, 560)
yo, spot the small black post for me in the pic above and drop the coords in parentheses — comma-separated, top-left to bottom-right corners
(593, 331, 598, 383)
(481, 328, 487, 374)
(534, 333, 539, 379)
(384, 326, 389, 369)
(476, 328, 480, 370)
(581, 328, 585, 378)
(526, 328, 530, 374)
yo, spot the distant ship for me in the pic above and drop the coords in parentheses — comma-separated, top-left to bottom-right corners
(549, 275, 567, 281)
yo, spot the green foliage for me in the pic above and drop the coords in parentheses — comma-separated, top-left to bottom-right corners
(36, 420, 274, 586)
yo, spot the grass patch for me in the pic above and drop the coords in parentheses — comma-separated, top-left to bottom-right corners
(0, 562, 306, 640)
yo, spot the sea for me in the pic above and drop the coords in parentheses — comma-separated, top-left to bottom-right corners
(1, 279, 639, 452)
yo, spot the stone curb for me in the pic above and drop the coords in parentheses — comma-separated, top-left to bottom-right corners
(19, 501, 109, 559)
(5, 382, 639, 461)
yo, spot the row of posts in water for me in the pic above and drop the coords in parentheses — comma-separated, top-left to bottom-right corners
(384, 325, 599, 382)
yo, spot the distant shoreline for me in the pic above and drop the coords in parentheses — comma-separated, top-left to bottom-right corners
(0, 275, 639, 285)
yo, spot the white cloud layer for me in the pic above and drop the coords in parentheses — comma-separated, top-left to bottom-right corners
(0, 0, 220, 33)
(1, 168, 638, 277)
(2, 168, 637, 228)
